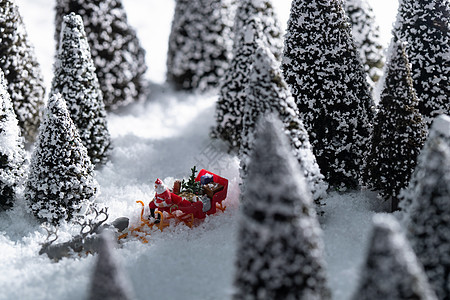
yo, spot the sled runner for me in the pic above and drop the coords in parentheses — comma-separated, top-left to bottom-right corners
(118, 169, 228, 243)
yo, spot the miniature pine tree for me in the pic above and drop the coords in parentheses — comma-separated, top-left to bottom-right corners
(0, 69, 26, 209)
(344, 0, 385, 86)
(403, 139, 450, 300)
(351, 215, 437, 300)
(392, 0, 450, 125)
(364, 40, 427, 210)
(25, 93, 98, 225)
(0, 0, 46, 143)
(399, 114, 450, 214)
(240, 43, 327, 203)
(234, 115, 331, 299)
(166, 0, 234, 91)
(282, 0, 374, 190)
(52, 13, 111, 166)
(55, 0, 147, 110)
(233, 0, 284, 61)
(88, 231, 134, 300)
(212, 17, 264, 152)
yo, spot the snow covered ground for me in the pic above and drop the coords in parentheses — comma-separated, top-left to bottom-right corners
(1, 1, 398, 299)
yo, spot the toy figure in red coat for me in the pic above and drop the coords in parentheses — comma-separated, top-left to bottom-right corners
(149, 178, 193, 223)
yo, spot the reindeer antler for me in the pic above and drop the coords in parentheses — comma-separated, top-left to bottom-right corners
(78, 206, 109, 237)
(41, 224, 58, 245)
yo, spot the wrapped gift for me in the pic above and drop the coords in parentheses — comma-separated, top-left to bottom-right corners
(200, 173, 214, 185)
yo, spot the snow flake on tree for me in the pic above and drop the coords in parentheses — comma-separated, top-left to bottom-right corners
(399, 114, 450, 214)
(55, 0, 147, 110)
(392, 0, 450, 125)
(233, 0, 284, 61)
(343, 0, 385, 86)
(52, 13, 111, 166)
(282, 0, 374, 190)
(234, 115, 331, 300)
(25, 93, 99, 225)
(88, 231, 134, 300)
(212, 17, 264, 152)
(166, 0, 235, 91)
(352, 214, 437, 300)
(403, 138, 450, 300)
(239, 42, 327, 203)
(0, 0, 46, 143)
(0, 69, 26, 209)
(364, 40, 427, 210)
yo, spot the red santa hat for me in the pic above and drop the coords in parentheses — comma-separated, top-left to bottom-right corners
(155, 178, 163, 185)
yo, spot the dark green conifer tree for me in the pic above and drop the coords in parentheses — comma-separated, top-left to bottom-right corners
(166, 0, 234, 91)
(212, 17, 263, 151)
(282, 0, 374, 190)
(55, 0, 147, 110)
(234, 115, 330, 300)
(52, 13, 111, 166)
(352, 215, 437, 300)
(233, 0, 283, 60)
(0, 0, 46, 142)
(364, 40, 427, 211)
(392, 0, 449, 125)
(403, 139, 450, 300)
(344, 0, 385, 86)
(240, 43, 327, 203)
(0, 69, 25, 209)
(25, 94, 98, 225)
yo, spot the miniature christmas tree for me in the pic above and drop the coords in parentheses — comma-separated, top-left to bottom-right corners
(282, 0, 374, 190)
(212, 17, 264, 152)
(180, 166, 202, 195)
(166, 0, 234, 91)
(403, 139, 450, 300)
(364, 40, 427, 211)
(399, 114, 450, 214)
(344, 0, 385, 86)
(240, 43, 327, 203)
(0, 69, 26, 209)
(0, 0, 46, 143)
(88, 231, 134, 300)
(234, 115, 331, 300)
(351, 215, 437, 300)
(233, 0, 283, 61)
(25, 93, 99, 225)
(52, 13, 111, 166)
(55, 0, 147, 110)
(392, 0, 450, 126)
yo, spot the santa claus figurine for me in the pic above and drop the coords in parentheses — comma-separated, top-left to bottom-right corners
(149, 178, 192, 223)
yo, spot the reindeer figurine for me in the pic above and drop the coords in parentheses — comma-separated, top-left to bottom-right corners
(39, 207, 129, 261)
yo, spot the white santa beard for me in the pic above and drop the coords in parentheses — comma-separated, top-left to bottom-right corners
(155, 184, 166, 194)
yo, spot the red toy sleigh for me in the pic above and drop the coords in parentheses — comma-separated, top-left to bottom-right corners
(118, 169, 228, 243)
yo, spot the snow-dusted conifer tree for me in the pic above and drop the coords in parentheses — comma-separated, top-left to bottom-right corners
(88, 231, 134, 300)
(399, 114, 450, 214)
(25, 94, 98, 225)
(0, 0, 45, 143)
(0, 69, 25, 209)
(212, 17, 264, 152)
(352, 215, 437, 300)
(364, 40, 427, 210)
(55, 0, 147, 110)
(233, 0, 283, 60)
(166, 0, 234, 91)
(52, 13, 111, 166)
(240, 43, 327, 203)
(392, 0, 450, 125)
(234, 115, 330, 300)
(344, 0, 385, 86)
(403, 139, 450, 300)
(282, 0, 374, 190)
